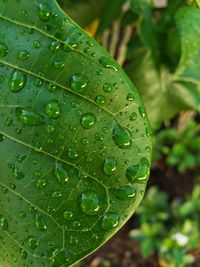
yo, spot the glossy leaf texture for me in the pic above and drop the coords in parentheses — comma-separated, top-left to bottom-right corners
(175, 6, 200, 85)
(0, 0, 152, 266)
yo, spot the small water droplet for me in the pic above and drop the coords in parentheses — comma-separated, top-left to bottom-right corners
(0, 215, 8, 230)
(33, 40, 41, 48)
(54, 162, 69, 185)
(126, 92, 135, 101)
(12, 167, 25, 180)
(38, 3, 51, 21)
(99, 56, 118, 71)
(15, 107, 44, 126)
(63, 211, 73, 220)
(67, 147, 79, 160)
(103, 157, 117, 176)
(112, 125, 132, 149)
(35, 215, 47, 231)
(70, 74, 88, 93)
(50, 248, 68, 267)
(81, 113, 96, 129)
(115, 186, 136, 199)
(73, 220, 81, 228)
(129, 112, 137, 121)
(101, 213, 120, 230)
(138, 106, 146, 119)
(17, 50, 30, 61)
(103, 83, 112, 93)
(50, 41, 60, 52)
(9, 70, 26, 92)
(45, 100, 61, 118)
(95, 95, 105, 105)
(51, 191, 62, 199)
(126, 157, 150, 183)
(53, 60, 65, 69)
(80, 192, 100, 215)
(64, 37, 77, 49)
(36, 179, 46, 189)
(0, 42, 8, 58)
(27, 236, 38, 249)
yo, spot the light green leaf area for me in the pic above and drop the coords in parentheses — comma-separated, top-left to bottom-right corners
(125, 49, 200, 128)
(175, 6, 200, 84)
(0, 0, 152, 266)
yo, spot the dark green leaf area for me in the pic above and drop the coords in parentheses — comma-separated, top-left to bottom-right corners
(0, 0, 152, 266)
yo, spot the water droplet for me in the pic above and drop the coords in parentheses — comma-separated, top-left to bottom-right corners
(54, 162, 69, 185)
(12, 167, 25, 180)
(27, 236, 38, 249)
(15, 107, 44, 126)
(99, 56, 118, 71)
(126, 92, 135, 101)
(115, 186, 136, 199)
(20, 248, 27, 259)
(138, 106, 146, 119)
(0, 215, 8, 230)
(95, 95, 105, 105)
(9, 70, 26, 92)
(46, 124, 55, 133)
(129, 112, 137, 121)
(0, 42, 8, 58)
(45, 100, 61, 118)
(126, 157, 150, 183)
(50, 248, 68, 267)
(103, 157, 117, 176)
(81, 113, 96, 129)
(50, 41, 60, 52)
(67, 147, 78, 159)
(70, 74, 88, 93)
(33, 40, 41, 48)
(51, 191, 62, 199)
(53, 60, 65, 69)
(73, 220, 81, 228)
(35, 215, 47, 231)
(101, 213, 120, 230)
(112, 125, 132, 149)
(17, 50, 30, 61)
(80, 192, 100, 215)
(38, 3, 51, 21)
(64, 37, 78, 49)
(63, 211, 73, 220)
(47, 83, 57, 92)
(103, 83, 112, 93)
(36, 179, 46, 189)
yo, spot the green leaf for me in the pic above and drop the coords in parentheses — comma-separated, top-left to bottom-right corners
(175, 6, 200, 84)
(0, 0, 152, 266)
(125, 49, 200, 128)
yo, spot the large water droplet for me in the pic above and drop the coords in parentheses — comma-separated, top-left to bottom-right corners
(54, 162, 69, 185)
(126, 92, 135, 101)
(103, 157, 117, 176)
(101, 213, 120, 230)
(138, 106, 146, 119)
(35, 215, 47, 231)
(17, 50, 30, 61)
(27, 236, 38, 249)
(0, 42, 8, 58)
(99, 56, 118, 71)
(80, 192, 100, 215)
(45, 100, 61, 118)
(15, 107, 44, 126)
(50, 248, 68, 267)
(38, 3, 51, 21)
(81, 113, 96, 129)
(112, 125, 132, 149)
(9, 70, 26, 92)
(115, 186, 136, 200)
(126, 157, 150, 183)
(70, 74, 88, 93)
(0, 215, 8, 230)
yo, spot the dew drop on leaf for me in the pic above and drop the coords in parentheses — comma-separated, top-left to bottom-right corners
(95, 95, 105, 105)
(50, 248, 68, 267)
(15, 107, 44, 126)
(50, 40, 60, 52)
(12, 167, 25, 180)
(27, 236, 38, 249)
(138, 106, 146, 119)
(17, 50, 30, 61)
(103, 83, 112, 93)
(126, 157, 150, 183)
(101, 213, 120, 230)
(115, 186, 136, 200)
(126, 92, 135, 101)
(103, 157, 117, 176)
(80, 192, 100, 215)
(80, 113, 96, 129)
(38, 3, 51, 21)
(54, 162, 69, 185)
(63, 211, 73, 220)
(45, 100, 61, 118)
(35, 215, 47, 231)
(64, 37, 78, 48)
(99, 56, 118, 71)
(9, 70, 26, 92)
(112, 125, 132, 149)
(67, 147, 79, 159)
(33, 40, 41, 48)
(51, 191, 62, 199)
(53, 60, 65, 69)
(36, 179, 46, 189)
(0, 42, 8, 58)
(70, 74, 89, 93)
(0, 215, 8, 230)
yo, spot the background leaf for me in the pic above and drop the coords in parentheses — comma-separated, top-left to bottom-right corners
(0, 0, 152, 266)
